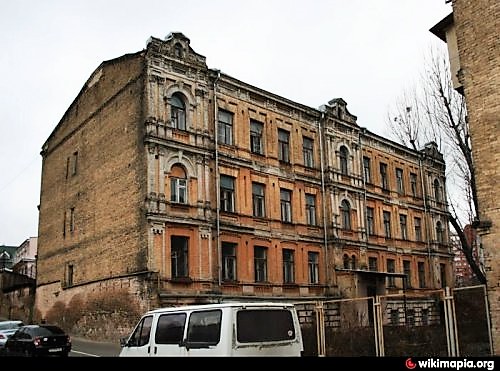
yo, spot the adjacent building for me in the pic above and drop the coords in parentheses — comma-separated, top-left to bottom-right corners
(431, 0, 500, 354)
(12, 237, 37, 279)
(35, 32, 453, 335)
(0, 239, 37, 321)
(452, 225, 482, 286)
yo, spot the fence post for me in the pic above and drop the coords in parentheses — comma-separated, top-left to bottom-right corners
(373, 295, 385, 356)
(315, 301, 326, 357)
(444, 286, 458, 356)
(482, 285, 494, 356)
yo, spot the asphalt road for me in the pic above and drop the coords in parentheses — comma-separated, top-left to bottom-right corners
(70, 336, 121, 357)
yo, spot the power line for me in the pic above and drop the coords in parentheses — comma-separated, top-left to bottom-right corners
(0, 156, 40, 192)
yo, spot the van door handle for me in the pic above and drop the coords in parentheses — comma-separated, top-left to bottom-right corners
(154, 346, 157, 354)
(148, 346, 150, 354)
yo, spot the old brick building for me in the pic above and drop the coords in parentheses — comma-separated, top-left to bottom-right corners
(35, 32, 453, 336)
(431, 0, 499, 354)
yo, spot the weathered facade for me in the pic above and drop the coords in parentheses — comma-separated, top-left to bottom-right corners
(431, 0, 500, 355)
(35, 32, 453, 339)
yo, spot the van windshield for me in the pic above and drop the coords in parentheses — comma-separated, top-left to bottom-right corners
(236, 309, 295, 343)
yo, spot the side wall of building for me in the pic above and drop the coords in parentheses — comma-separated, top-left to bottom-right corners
(452, 0, 500, 354)
(36, 53, 151, 323)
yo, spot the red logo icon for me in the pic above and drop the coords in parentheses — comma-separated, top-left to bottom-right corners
(406, 358, 417, 369)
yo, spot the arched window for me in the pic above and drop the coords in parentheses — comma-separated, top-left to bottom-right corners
(434, 179, 441, 202)
(436, 221, 444, 243)
(339, 146, 349, 175)
(174, 43, 183, 58)
(341, 200, 351, 230)
(170, 93, 186, 130)
(343, 254, 350, 269)
(351, 254, 357, 270)
(170, 164, 187, 204)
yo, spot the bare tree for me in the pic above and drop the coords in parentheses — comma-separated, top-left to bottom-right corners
(387, 47, 485, 284)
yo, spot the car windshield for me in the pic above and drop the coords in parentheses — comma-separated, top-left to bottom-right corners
(0, 322, 22, 331)
(33, 325, 66, 336)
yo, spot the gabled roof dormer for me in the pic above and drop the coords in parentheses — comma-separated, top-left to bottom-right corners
(146, 32, 207, 69)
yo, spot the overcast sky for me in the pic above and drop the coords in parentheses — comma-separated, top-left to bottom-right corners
(0, 0, 451, 246)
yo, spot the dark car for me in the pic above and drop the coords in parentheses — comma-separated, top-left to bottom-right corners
(4, 324, 71, 357)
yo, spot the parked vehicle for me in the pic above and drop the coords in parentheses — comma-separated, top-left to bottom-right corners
(0, 320, 24, 350)
(119, 302, 303, 357)
(4, 324, 71, 357)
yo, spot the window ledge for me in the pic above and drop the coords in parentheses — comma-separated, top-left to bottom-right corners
(170, 277, 193, 284)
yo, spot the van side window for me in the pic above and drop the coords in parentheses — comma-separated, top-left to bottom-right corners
(155, 313, 186, 344)
(129, 316, 153, 347)
(187, 310, 222, 345)
(237, 309, 295, 343)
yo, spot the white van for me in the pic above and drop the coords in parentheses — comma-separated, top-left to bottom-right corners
(119, 302, 303, 357)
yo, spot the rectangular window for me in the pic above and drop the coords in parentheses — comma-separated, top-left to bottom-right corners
(65, 157, 70, 179)
(250, 120, 264, 155)
(222, 242, 237, 281)
(187, 310, 222, 345)
(70, 207, 75, 233)
(252, 183, 265, 218)
(387, 259, 396, 287)
(440, 263, 447, 288)
(396, 168, 404, 194)
(421, 309, 429, 326)
(170, 178, 187, 203)
(369, 257, 378, 271)
(171, 236, 189, 278)
(414, 217, 422, 242)
(403, 260, 411, 288)
(363, 157, 371, 183)
(237, 309, 295, 343)
(308, 252, 319, 284)
(410, 173, 418, 197)
(71, 151, 78, 176)
(220, 175, 235, 212)
(67, 263, 74, 287)
(218, 110, 233, 145)
(305, 193, 316, 226)
(278, 129, 290, 163)
(283, 249, 295, 284)
(418, 262, 426, 288)
(254, 246, 267, 283)
(383, 211, 391, 238)
(303, 137, 314, 168)
(406, 309, 415, 326)
(280, 189, 292, 223)
(380, 162, 388, 190)
(400, 214, 408, 240)
(63, 211, 66, 238)
(155, 313, 186, 344)
(366, 207, 375, 236)
(390, 309, 399, 325)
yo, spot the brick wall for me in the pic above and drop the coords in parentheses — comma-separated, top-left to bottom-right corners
(37, 53, 147, 286)
(36, 53, 150, 325)
(35, 276, 150, 341)
(452, 0, 500, 355)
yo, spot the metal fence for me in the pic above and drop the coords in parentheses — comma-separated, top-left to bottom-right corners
(295, 284, 492, 357)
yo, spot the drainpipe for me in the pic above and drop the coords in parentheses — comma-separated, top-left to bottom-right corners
(213, 70, 222, 287)
(418, 152, 434, 287)
(318, 109, 329, 289)
(358, 128, 368, 245)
